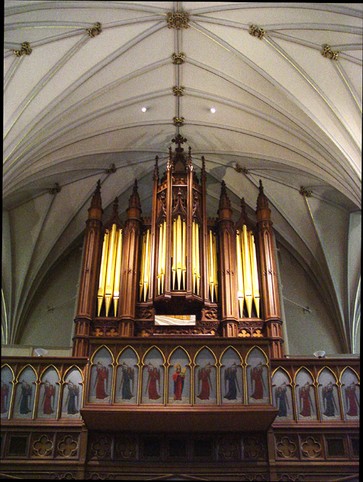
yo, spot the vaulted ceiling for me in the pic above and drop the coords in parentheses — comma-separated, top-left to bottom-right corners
(3, 2, 361, 352)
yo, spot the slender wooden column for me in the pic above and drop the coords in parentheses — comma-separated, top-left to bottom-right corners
(256, 180, 284, 357)
(217, 181, 238, 336)
(119, 180, 142, 336)
(73, 181, 103, 356)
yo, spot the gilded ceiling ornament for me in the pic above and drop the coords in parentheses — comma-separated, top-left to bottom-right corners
(166, 11, 190, 29)
(48, 183, 61, 195)
(86, 22, 102, 37)
(321, 44, 339, 60)
(249, 25, 265, 39)
(173, 116, 185, 126)
(233, 162, 249, 174)
(172, 52, 186, 64)
(13, 42, 32, 57)
(172, 86, 185, 96)
(172, 134, 187, 146)
(299, 186, 313, 197)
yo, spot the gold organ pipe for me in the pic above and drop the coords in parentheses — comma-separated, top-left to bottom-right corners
(176, 215, 182, 290)
(182, 219, 186, 289)
(242, 224, 253, 317)
(171, 219, 177, 290)
(209, 230, 214, 301)
(212, 232, 218, 301)
(157, 223, 163, 295)
(97, 230, 110, 316)
(161, 221, 166, 293)
(105, 223, 117, 316)
(113, 228, 122, 315)
(249, 232, 260, 318)
(236, 230, 245, 318)
(196, 222, 200, 295)
(192, 221, 196, 293)
(143, 228, 150, 302)
(139, 232, 146, 301)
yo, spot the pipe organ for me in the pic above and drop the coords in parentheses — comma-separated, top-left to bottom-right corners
(73, 138, 283, 357)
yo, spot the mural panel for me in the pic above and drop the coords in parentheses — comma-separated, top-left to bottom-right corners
(115, 348, 139, 404)
(38, 367, 60, 419)
(1, 365, 13, 419)
(89, 347, 113, 403)
(142, 347, 164, 404)
(247, 348, 269, 404)
(272, 369, 293, 420)
(295, 369, 317, 420)
(341, 368, 359, 420)
(220, 348, 243, 404)
(168, 348, 190, 404)
(13, 366, 36, 419)
(195, 348, 216, 404)
(318, 368, 341, 421)
(61, 367, 83, 419)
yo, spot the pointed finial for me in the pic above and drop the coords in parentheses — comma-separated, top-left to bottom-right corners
(257, 179, 269, 210)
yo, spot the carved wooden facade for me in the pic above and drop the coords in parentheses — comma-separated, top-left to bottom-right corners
(0, 143, 359, 480)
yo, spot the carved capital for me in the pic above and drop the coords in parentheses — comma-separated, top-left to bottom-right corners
(299, 186, 313, 197)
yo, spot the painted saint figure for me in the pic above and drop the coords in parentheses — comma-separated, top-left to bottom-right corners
(299, 382, 314, 417)
(65, 381, 79, 414)
(172, 364, 186, 401)
(250, 362, 266, 400)
(145, 363, 161, 400)
(322, 381, 337, 417)
(19, 381, 32, 414)
(345, 381, 359, 417)
(94, 361, 108, 400)
(1, 381, 9, 414)
(197, 362, 212, 400)
(224, 363, 240, 400)
(119, 362, 134, 400)
(41, 379, 55, 415)
(275, 382, 289, 417)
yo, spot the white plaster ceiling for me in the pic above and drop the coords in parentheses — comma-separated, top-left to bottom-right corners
(3, 2, 361, 352)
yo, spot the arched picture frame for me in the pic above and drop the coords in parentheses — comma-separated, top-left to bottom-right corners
(89, 347, 113, 403)
(246, 347, 269, 404)
(115, 347, 139, 404)
(13, 366, 36, 419)
(142, 347, 164, 404)
(220, 347, 243, 404)
(272, 368, 293, 420)
(1, 365, 14, 419)
(61, 367, 83, 419)
(295, 368, 317, 420)
(168, 347, 191, 404)
(318, 368, 341, 421)
(37, 366, 60, 419)
(341, 368, 360, 420)
(194, 348, 217, 404)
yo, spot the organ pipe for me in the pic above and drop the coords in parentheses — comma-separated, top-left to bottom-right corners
(113, 228, 123, 315)
(97, 224, 123, 317)
(249, 231, 260, 318)
(236, 230, 245, 318)
(97, 230, 110, 316)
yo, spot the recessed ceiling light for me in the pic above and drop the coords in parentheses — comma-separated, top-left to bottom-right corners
(141, 107, 147, 112)
(210, 107, 216, 114)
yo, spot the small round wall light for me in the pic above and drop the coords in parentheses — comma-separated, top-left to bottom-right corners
(210, 107, 216, 114)
(141, 107, 147, 113)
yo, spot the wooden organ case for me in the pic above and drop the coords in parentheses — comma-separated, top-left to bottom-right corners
(73, 138, 283, 356)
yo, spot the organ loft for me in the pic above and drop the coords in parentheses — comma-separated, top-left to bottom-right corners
(1, 137, 359, 480)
